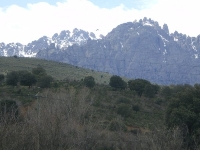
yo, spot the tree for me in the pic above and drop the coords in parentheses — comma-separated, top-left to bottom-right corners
(128, 79, 151, 96)
(194, 84, 200, 98)
(109, 75, 127, 90)
(37, 75, 53, 88)
(32, 65, 47, 76)
(0, 74, 5, 83)
(6, 71, 19, 86)
(13, 55, 18, 58)
(161, 86, 172, 99)
(0, 100, 19, 119)
(166, 89, 200, 148)
(152, 84, 160, 94)
(132, 104, 140, 113)
(143, 84, 155, 98)
(117, 97, 131, 104)
(84, 76, 95, 88)
(117, 104, 132, 118)
(18, 70, 36, 88)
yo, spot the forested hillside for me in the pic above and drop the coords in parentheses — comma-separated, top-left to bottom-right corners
(0, 57, 200, 149)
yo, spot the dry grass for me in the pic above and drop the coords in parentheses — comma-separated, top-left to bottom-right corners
(0, 87, 190, 150)
(0, 56, 113, 84)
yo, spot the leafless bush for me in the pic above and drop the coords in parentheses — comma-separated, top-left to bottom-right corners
(0, 87, 198, 149)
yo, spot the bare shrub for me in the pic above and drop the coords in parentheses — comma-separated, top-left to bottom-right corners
(0, 87, 198, 149)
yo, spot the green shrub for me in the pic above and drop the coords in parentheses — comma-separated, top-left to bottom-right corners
(109, 75, 127, 90)
(128, 79, 151, 96)
(117, 97, 131, 104)
(6, 70, 37, 87)
(117, 104, 132, 118)
(6, 71, 19, 86)
(166, 90, 200, 148)
(18, 70, 36, 87)
(154, 98, 163, 105)
(32, 65, 47, 76)
(52, 82, 60, 88)
(144, 84, 156, 98)
(109, 119, 127, 131)
(0, 74, 5, 83)
(132, 104, 140, 113)
(161, 86, 172, 99)
(84, 76, 95, 88)
(37, 75, 53, 88)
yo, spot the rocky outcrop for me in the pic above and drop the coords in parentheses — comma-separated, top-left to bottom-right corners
(1, 17, 200, 85)
(37, 18, 200, 85)
(0, 29, 100, 57)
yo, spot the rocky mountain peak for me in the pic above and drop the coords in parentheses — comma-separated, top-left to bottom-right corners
(197, 35, 200, 43)
(0, 28, 102, 57)
(1, 18, 200, 85)
(36, 17, 200, 85)
(163, 24, 169, 34)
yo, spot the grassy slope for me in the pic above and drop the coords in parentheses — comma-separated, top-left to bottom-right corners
(0, 57, 188, 149)
(0, 56, 114, 84)
(0, 56, 166, 128)
(0, 57, 165, 128)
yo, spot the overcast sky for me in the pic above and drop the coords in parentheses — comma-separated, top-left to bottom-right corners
(0, 0, 199, 44)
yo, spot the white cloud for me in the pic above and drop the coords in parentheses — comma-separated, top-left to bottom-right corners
(145, 0, 200, 36)
(0, 0, 200, 44)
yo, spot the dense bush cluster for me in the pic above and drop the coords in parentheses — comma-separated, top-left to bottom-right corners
(5, 66, 53, 88)
(165, 84, 200, 148)
(1, 69, 200, 149)
(109, 75, 159, 98)
(83, 76, 95, 88)
(109, 75, 127, 90)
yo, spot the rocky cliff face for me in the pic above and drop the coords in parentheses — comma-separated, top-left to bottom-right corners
(36, 18, 200, 85)
(0, 28, 102, 57)
(1, 17, 200, 85)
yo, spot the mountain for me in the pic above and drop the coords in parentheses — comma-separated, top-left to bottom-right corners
(36, 18, 200, 85)
(1, 17, 200, 84)
(0, 28, 104, 57)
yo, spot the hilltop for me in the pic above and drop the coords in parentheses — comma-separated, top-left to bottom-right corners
(0, 56, 113, 84)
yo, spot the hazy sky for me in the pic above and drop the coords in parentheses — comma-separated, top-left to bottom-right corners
(0, 0, 199, 44)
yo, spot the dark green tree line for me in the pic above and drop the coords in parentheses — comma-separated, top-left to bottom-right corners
(166, 87, 200, 149)
(128, 79, 159, 97)
(6, 66, 53, 88)
(109, 75, 127, 90)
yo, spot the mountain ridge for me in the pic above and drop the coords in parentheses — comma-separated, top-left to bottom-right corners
(0, 28, 104, 57)
(1, 17, 200, 85)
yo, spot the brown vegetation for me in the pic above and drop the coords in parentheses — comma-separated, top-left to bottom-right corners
(0, 87, 188, 150)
